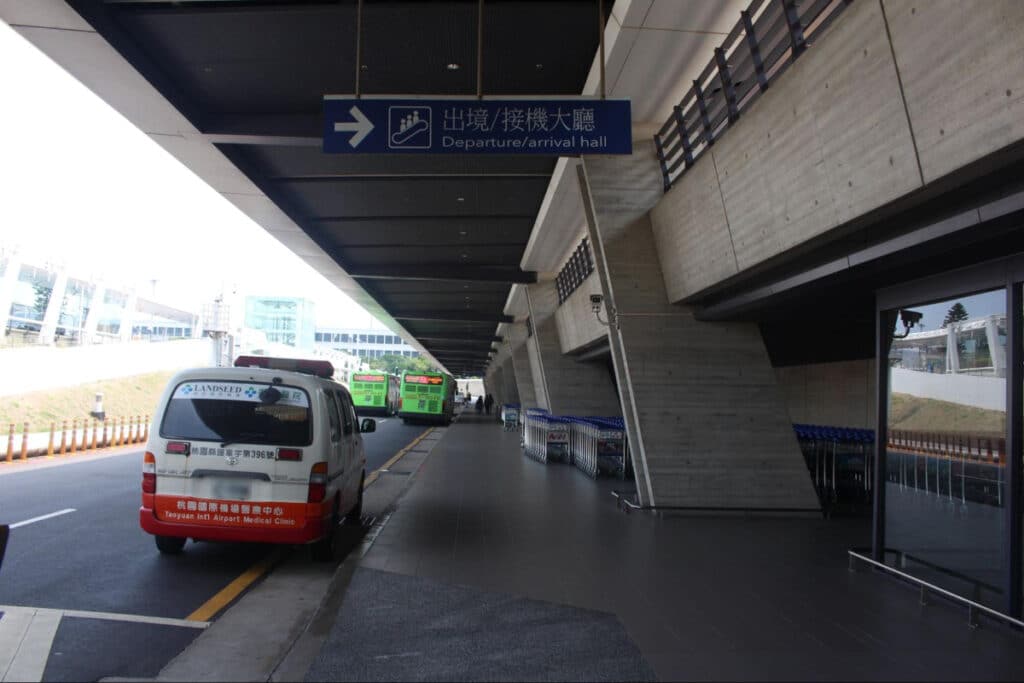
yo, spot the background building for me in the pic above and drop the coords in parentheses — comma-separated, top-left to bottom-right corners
(243, 295, 316, 349)
(314, 326, 420, 360)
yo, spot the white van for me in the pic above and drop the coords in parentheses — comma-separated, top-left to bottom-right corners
(140, 355, 374, 560)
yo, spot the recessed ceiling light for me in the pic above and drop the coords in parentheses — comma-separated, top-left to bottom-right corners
(456, 197, 465, 202)
(361, 64, 369, 71)
(535, 63, 544, 70)
(460, 253, 468, 259)
(459, 230, 467, 236)
(447, 63, 461, 71)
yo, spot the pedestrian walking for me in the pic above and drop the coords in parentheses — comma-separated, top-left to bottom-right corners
(475, 396, 484, 414)
(484, 394, 494, 415)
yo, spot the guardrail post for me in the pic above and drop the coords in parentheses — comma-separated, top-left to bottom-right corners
(6, 423, 13, 463)
(692, 80, 715, 146)
(779, 0, 806, 60)
(59, 420, 68, 456)
(654, 134, 671, 191)
(713, 47, 739, 124)
(741, 10, 768, 93)
(20, 422, 29, 460)
(70, 418, 79, 454)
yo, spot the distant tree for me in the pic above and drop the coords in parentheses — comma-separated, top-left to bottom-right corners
(368, 353, 437, 376)
(31, 277, 52, 318)
(941, 302, 969, 328)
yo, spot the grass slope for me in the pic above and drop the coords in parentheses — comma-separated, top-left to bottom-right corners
(0, 371, 176, 430)
(890, 392, 1005, 437)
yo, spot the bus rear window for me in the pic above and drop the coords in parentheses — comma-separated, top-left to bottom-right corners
(160, 381, 312, 446)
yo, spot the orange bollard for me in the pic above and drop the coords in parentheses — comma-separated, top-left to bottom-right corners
(102, 420, 109, 449)
(6, 423, 13, 463)
(70, 418, 79, 454)
(130, 415, 138, 444)
(47, 423, 55, 457)
(90, 419, 98, 451)
(59, 420, 68, 456)
(115, 417, 123, 447)
(143, 415, 149, 443)
(136, 415, 142, 444)
(20, 422, 29, 460)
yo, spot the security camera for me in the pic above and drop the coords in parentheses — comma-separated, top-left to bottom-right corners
(589, 294, 603, 304)
(900, 309, 922, 327)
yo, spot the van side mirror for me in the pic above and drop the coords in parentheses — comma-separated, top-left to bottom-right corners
(360, 418, 377, 434)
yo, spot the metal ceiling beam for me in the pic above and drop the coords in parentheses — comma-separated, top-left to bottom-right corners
(350, 266, 536, 284)
(417, 335, 503, 344)
(394, 311, 514, 324)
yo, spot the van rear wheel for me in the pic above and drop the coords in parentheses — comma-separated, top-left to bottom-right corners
(345, 475, 365, 524)
(155, 535, 186, 554)
(311, 503, 338, 562)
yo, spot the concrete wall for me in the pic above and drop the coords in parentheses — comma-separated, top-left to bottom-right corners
(775, 360, 876, 429)
(506, 323, 538, 409)
(526, 281, 620, 417)
(649, 0, 1024, 302)
(554, 275, 608, 355)
(582, 150, 819, 510)
(890, 368, 1005, 412)
(0, 338, 217, 397)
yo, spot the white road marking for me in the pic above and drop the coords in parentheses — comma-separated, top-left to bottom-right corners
(9, 509, 76, 529)
(0, 605, 209, 630)
(0, 607, 61, 682)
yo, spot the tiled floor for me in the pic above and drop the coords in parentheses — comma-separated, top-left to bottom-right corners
(340, 414, 1024, 681)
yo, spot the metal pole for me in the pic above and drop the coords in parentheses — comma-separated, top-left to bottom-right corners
(354, 0, 363, 99)
(477, 0, 484, 100)
(598, 0, 606, 100)
(1005, 282, 1022, 618)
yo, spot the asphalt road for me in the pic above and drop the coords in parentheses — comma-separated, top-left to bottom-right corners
(0, 416, 428, 682)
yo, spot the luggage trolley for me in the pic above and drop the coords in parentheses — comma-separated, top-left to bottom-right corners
(570, 417, 627, 479)
(523, 408, 550, 462)
(501, 403, 520, 431)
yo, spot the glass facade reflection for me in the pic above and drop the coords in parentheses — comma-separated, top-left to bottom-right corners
(884, 290, 1007, 608)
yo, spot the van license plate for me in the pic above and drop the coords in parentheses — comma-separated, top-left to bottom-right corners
(212, 479, 251, 501)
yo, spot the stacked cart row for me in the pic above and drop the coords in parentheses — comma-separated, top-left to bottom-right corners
(520, 408, 630, 480)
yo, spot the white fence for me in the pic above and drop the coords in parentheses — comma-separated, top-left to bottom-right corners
(0, 338, 217, 397)
(891, 368, 1005, 412)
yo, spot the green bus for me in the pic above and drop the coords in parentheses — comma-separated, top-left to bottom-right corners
(349, 371, 399, 416)
(398, 371, 455, 425)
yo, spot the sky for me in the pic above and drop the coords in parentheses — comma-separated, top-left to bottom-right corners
(0, 20, 382, 330)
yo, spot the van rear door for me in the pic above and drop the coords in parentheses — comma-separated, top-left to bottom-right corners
(158, 380, 312, 510)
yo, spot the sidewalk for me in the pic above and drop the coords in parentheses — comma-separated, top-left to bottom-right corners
(153, 413, 1024, 682)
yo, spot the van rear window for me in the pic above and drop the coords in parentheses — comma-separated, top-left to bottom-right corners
(160, 381, 312, 446)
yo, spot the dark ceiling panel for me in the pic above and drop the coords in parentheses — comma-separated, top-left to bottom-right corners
(316, 217, 534, 247)
(280, 177, 549, 219)
(338, 244, 524, 267)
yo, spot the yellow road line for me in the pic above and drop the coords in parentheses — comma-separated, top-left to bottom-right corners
(186, 427, 435, 623)
(186, 549, 283, 622)
(363, 427, 433, 489)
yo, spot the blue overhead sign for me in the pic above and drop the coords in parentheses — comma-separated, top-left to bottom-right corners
(323, 97, 631, 155)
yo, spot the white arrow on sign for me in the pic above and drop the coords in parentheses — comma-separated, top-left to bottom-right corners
(333, 105, 374, 148)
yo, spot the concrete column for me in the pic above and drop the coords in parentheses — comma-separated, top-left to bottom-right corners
(119, 292, 138, 343)
(579, 144, 819, 511)
(82, 283, 107, 343)
(525, 280, 620, 417)
(37, 269, 69, 345)
(946, 324, 960, 373)
(986, 315, 1006, 377)
(500, 356, 519, 409)
(0, 253, 23, 341)
(506, 322, 538, 408)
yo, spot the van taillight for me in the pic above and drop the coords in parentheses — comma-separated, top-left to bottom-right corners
(277, 448, 302, 461)
(308, 462, 328, 503)
(142, 451, 156, 494)
(166, 441, 190, 456)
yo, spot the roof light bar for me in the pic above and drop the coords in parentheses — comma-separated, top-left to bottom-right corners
(234, 355, 335, 379)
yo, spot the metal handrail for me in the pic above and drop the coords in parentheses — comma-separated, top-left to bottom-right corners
(654, 0, 853, 192)
(847, 550, 1024, 630)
